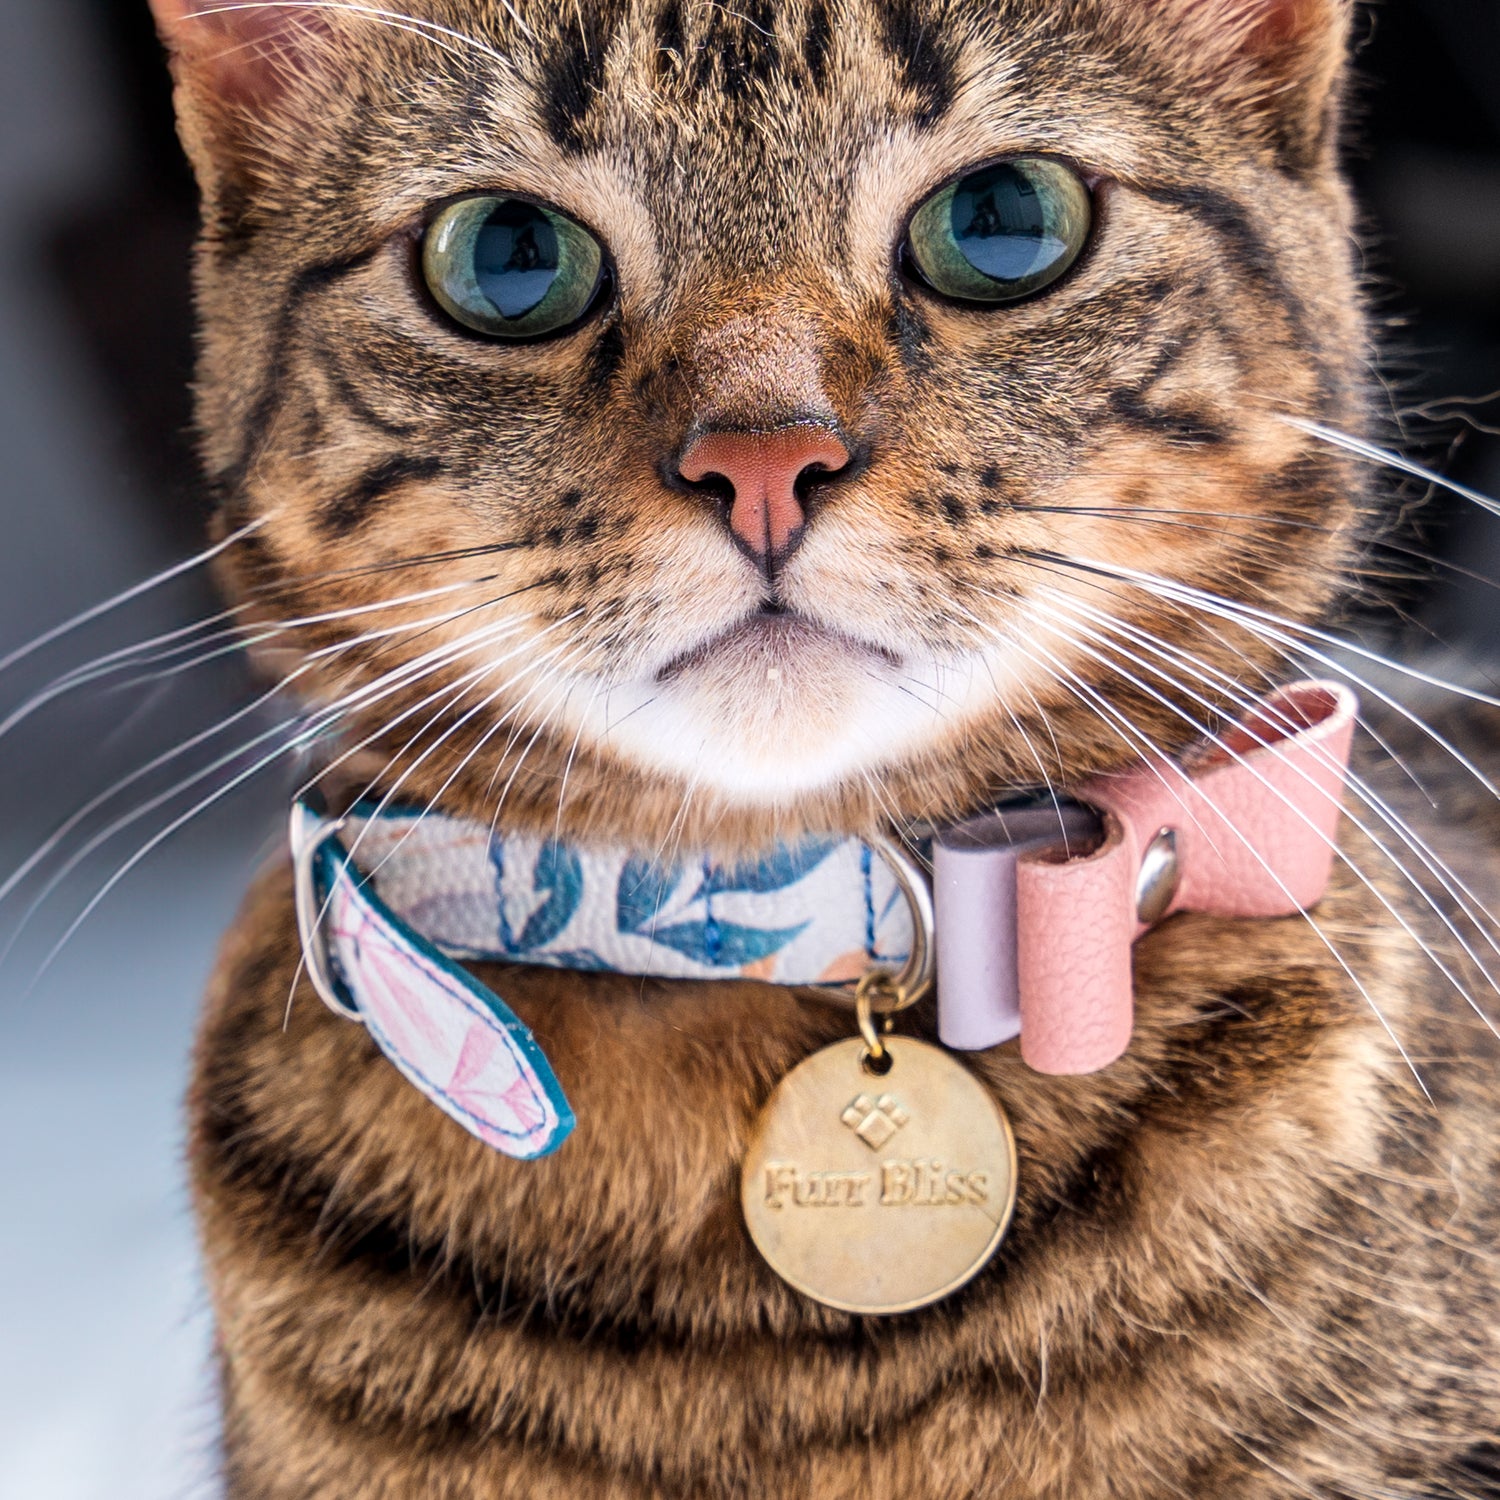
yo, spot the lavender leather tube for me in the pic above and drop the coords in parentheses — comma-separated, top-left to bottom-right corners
(933, 801, 1101, 1051)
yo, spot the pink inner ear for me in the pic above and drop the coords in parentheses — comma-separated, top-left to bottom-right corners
(150, 0, 330, 107)
(1158, 0, 1330, 54)
(1237, 0, 1323, 47)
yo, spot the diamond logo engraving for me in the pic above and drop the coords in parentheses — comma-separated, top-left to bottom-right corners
(840, 1093, 911, 1151)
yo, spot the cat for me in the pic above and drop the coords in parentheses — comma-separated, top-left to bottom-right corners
(140, 0, 1500, 1495)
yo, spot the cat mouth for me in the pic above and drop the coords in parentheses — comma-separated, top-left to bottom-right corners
(570, 607, 995, 799)
(653, 608, 901, 685)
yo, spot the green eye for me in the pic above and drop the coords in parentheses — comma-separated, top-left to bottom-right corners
(905, 158, 1092, 305)
(422, 195, 605, 340)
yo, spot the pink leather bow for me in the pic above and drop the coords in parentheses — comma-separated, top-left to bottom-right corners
(932, 681, 1357, 1074)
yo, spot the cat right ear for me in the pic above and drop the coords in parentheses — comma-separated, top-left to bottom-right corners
(148, 1, 333, 185)
(1135, 0, 1354, 170)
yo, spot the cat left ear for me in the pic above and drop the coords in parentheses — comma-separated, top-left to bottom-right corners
(147, 0, 330, 110)
(1142, 0, 1354, 169)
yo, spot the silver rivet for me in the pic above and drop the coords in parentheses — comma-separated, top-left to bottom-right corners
(1135, 828, 1180, 925)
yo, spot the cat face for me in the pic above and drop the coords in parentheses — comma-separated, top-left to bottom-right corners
(153, 0, 1366, 842)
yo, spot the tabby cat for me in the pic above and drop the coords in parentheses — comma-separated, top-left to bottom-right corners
(143, 0, 1500, 1495)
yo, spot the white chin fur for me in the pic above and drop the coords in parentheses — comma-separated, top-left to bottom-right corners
(558, 620, 1026, 804)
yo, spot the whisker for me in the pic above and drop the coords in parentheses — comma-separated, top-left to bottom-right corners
(280, 635, 581, 1013)
(972, 605, 1434, 1096)
(1062, 599, 1471, 877)
(1014, 553, 1500, 931)
(650, 750, 709, 882)
(481, 651, 591, 844)
(282, 634, 590, 1010)
(0, 574, 504, 748)
(1005, 550, 1462, 817)
(294, 633, 529, 805)
(1011, 502, 1336, 548)
(1013, 500, 1500, 603)
(26, 722, 316, 985)
(310, 619, 586, 906)
(858, 764, 910, 847)
(1285, 416, 1500, 519)
(10, 614, 535, 965)
(188, 2, 525, 65)
(0, 659, 322, 916)
(242, 544, 518, 601)
(5, 650, 468, 958)
(1029, 552, 1500, 716)
(552, 669, 607, 846)
(1, 596, 533, 911)
(0, 517, 266, 678)
(359, 624, 582, 832)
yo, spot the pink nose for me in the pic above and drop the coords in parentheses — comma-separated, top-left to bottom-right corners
(677, 425, 851, 574)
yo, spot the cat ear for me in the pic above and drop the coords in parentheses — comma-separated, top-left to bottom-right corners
(147, 0, 332, 111)
(147, 1, 335, 189)
(1143, 0, 1353, 168)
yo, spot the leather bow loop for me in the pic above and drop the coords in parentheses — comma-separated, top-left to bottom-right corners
(936, 682, 1358, 1076)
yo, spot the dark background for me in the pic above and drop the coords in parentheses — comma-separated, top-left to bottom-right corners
(0, 3, 1495, 1496)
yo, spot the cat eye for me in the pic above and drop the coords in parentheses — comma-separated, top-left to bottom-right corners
(422, 195, 606, 340)
(904, 158, 1092, 306)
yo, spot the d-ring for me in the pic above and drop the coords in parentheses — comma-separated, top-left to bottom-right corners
(858, 834, 936, 1015)
(289, 799, 363, 1023)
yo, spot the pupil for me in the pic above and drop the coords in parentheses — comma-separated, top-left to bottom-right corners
(473, 203, 560, 320)
(950, 167, 1059, 284)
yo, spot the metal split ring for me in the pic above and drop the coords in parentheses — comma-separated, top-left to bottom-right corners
(855, 973, 895, 1063)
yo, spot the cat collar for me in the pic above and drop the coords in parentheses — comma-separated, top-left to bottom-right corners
(291, 680, 1356, 1159)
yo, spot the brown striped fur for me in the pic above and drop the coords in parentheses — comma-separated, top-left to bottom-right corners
(145, 1, 1500, 1493)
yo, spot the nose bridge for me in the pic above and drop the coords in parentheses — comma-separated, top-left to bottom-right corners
(683, 300, 836, 431)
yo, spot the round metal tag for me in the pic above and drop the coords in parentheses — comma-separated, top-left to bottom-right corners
(740, 1036, 1017, 1315)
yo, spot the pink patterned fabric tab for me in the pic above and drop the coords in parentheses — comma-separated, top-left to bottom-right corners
(319, 841, 573, 1158)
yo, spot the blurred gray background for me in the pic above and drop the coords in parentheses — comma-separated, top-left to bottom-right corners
(0, 3, 1497, 1497)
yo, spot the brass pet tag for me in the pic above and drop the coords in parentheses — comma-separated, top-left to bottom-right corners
(740, 845, 1018, 1316)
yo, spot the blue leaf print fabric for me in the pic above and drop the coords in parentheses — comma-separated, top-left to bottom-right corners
(616, 848, 833, 968)
(647, 919, 811, 968)
(617, 856, 679, 941)
(340, 810, 915, 987)
(510, 841, 584, 953)
(699, 841, 843, 898)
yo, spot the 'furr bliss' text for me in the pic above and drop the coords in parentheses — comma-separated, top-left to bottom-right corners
(763, 1160, 991, 1210)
